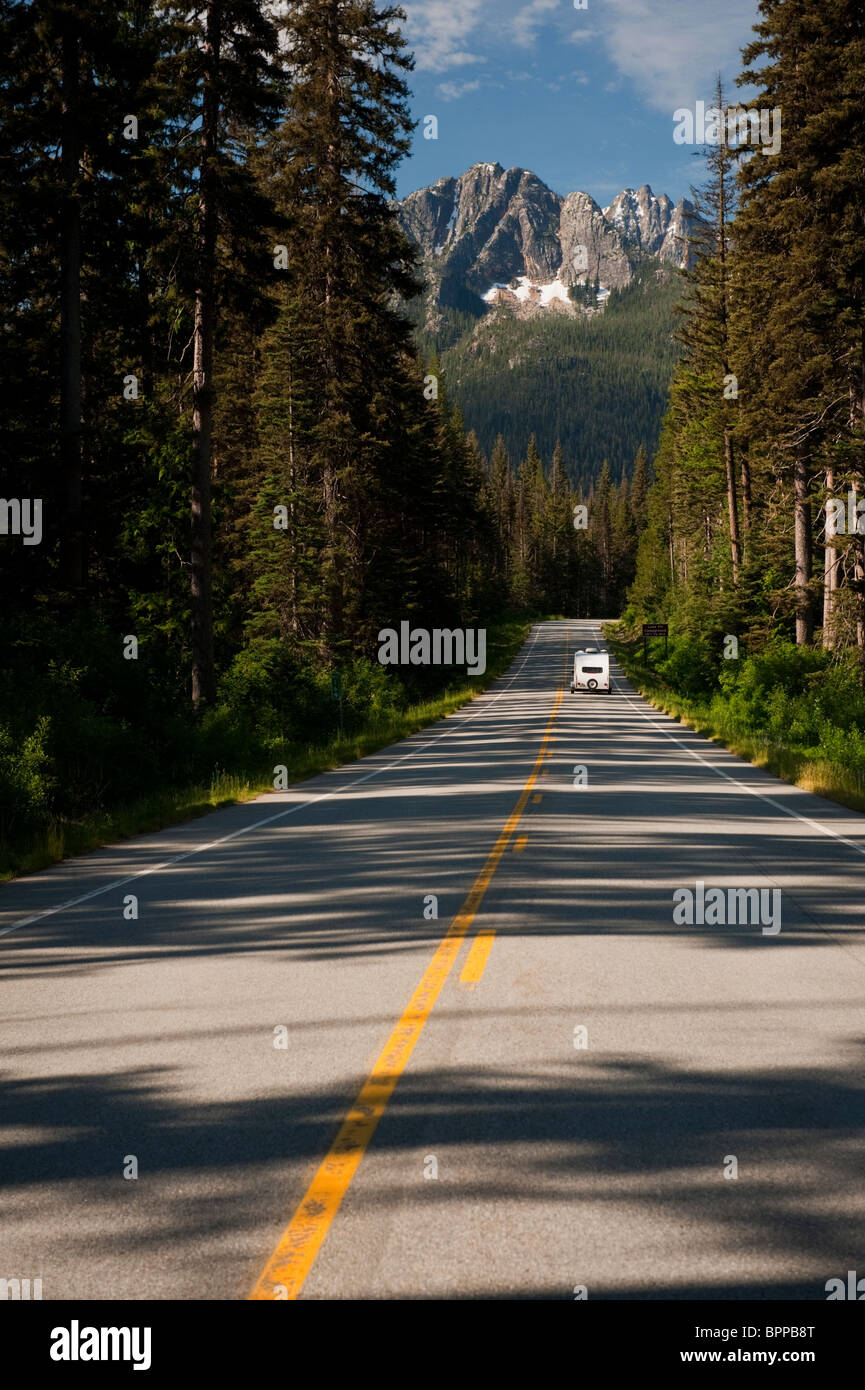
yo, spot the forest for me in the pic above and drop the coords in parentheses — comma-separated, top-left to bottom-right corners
(0, 0, 642, 872)
(432, 263, 683, 489)
(6, 0, 861, 871)
(622, 1, 865, 805)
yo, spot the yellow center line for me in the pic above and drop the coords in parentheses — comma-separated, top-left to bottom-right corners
(248, 683, 564, 1301)
(458, 928, 496, 988)
(458, 635, 569, 991)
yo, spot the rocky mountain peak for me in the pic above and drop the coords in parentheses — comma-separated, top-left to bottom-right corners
(603, 185, 674, 255)
(399, 164, 702, 335)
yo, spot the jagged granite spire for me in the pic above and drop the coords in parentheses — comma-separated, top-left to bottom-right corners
(398, 163, 701, 332)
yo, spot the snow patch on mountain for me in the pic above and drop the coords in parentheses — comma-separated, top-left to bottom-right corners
(399, 164, 701, 334)
(482, 275, 584, 313)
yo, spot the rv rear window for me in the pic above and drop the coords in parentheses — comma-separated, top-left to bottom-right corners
(582, 666, 603, 673)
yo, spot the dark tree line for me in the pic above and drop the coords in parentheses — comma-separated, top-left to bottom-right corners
(484, 435, 649, 618)
(0, 0, 647, 857)
(423, 264, 682, 491)
(631, 2, 865, 663)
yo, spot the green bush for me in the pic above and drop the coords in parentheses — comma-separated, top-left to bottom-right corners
(214, 640, 409, 752)
(656, 636, 717, 700)
(617, 622, 865, 785)
(0, 607, 533, 876)
(0, 717, 54, 841)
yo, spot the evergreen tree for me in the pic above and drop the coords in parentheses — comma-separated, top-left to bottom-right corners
(630, 445, 650, 533)
(629, 0, 865, 665)
(258, 0, 420, 662)
(179, 0, 282, 706)
(591, 460, 613, 615)
(734, 3, 845, 645)
(486, 434, 514, 598)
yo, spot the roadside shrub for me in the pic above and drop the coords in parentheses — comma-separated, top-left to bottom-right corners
(0, 717, 54, 841)
(656, 636, 716, 700)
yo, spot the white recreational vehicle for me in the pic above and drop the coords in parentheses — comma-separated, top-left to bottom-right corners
(571, 647, 611, 694)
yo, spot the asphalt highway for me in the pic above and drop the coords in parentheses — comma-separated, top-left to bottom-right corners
(2, 620, 864, 1300)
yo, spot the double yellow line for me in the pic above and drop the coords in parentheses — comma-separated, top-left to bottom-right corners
(248, 683, 563, 1301)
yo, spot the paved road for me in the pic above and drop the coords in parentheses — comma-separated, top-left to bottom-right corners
(2, 620, 865, 1300)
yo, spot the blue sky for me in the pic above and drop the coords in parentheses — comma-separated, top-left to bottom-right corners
(397, 0, 761, 206)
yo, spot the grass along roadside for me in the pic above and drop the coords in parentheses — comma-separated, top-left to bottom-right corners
(604, 622, 865, 817)
(1, 615, 533, 883)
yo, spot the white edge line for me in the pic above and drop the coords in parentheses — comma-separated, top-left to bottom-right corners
(0, 627, 543, 939)
(614, 660, 865, 862)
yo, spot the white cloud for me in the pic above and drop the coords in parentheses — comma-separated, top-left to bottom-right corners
(567, 31, 599, 47)
(437, 79, 483, 102)
(512, 0, 559, 49)
(401, 0, 487, 72)
(602, 0, 759, 112)
(401, 0, 759, 109)
(401, 0, 564, 72)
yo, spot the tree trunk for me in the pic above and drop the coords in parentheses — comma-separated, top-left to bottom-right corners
(287, 365, 298, 637)
(822, 464, 838, 649)
(723, 426, 741, 584)
(190, 1, 219, 710)
(794, 451, 813, 645)
(317, 0, 344, 663)
(715, 87, 740, 588)
(850, 483, 865, 658)
(60, 22, 83, 593)
(739, 430, 752, 560)
(855, 509, 865, 659)
(852, 334, 865, 669)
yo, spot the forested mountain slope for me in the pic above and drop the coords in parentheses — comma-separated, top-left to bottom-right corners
(436, 264, 683, 489)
